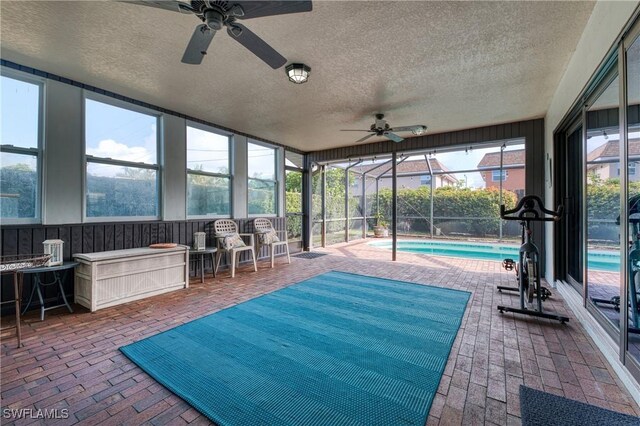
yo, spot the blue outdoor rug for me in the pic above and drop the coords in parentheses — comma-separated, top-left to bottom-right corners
(120, 271, 470, 426)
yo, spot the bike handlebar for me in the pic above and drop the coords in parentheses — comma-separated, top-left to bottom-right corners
(500, 195, 563, 222)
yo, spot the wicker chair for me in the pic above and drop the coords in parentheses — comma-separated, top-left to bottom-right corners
(253, 218, 291, 268)
(212, 219, 257, 278)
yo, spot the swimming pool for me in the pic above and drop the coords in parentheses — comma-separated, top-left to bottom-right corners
(369, 240, 620, 272)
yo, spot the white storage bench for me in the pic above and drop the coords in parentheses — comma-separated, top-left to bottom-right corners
(74, 246, 189, 312)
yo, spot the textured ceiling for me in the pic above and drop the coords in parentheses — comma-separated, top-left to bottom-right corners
(1, 0, 595, 152)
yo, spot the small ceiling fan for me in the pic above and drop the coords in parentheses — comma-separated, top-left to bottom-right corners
(124, 0, 312, 68)
(341, 113, 428, 143)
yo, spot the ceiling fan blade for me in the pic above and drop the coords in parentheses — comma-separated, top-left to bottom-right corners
(355, 134, 375, 143)
(233, 1, 313, 19)
(391, 125, 424, 133)
(182, 24, 216, 65)
(121, 0, 194, 14)
(227, 23, 286, 69)
(384, 132, 404, 143)
(340, 129, 371, 132)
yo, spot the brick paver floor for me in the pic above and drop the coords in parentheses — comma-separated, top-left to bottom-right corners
(2, 239, 639, 425)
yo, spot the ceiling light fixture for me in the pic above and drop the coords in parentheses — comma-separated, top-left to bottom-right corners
(411, 125, 427, 136)
(286, 63, 311, 84)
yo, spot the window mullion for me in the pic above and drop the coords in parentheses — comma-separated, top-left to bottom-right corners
(86, 156, 158, 170)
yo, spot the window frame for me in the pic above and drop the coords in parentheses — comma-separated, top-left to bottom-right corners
(247, 140, 279, 217)
(0, 68, 45, 225)
(185, 121, 233, 219)
(284, 151, 304, 242)
(420, 175, 431, 185)
(82, 91, 162, 222)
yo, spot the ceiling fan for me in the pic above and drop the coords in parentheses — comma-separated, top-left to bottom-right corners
(125, 0, 312, 68)
(341, 113, 428, 143)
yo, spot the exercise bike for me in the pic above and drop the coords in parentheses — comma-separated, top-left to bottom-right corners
(497, 195, 569, 324)
(591, 194, 640, 334)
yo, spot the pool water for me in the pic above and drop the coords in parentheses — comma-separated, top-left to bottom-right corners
(369, 240, 620, 272)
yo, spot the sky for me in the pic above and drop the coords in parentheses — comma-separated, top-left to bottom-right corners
(247, 142, 276, 180)
(186, 126, 229, 174)
(337, 142, 525, 188)
(1, 76, 39, 151)
(84, 99, 157, 177)
(419, 143, 525, 188)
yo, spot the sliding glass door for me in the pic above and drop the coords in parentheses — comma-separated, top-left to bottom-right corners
(556, 15, 640, 382)
(625, 22, 640, 373)
(566, 124, 584, 291)
(585, 72, 621, 337)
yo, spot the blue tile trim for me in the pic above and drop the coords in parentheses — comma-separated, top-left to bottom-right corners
(0, 59, 305, 154)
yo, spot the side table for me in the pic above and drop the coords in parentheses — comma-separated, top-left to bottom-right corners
(21, 261, 78, 321)
(189, 248, 217, 283)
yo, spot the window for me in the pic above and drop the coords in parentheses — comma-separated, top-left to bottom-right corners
(285, 150, 304, 242)
(248, 142, 277, 215)
(420, 175, 431, 185)
(492, 170, 507, 181)
(617, 163, 636, 176)
(1, 74, 42, 222)
(84, 97, 159, 219)
(186, 125, 231, 217)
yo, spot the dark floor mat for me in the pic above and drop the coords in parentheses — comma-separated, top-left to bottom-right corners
(520, 385, 639, 425)
(292, 252, 329, 259)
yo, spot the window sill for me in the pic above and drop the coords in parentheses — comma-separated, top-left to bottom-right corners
(83, 216, 160, 223)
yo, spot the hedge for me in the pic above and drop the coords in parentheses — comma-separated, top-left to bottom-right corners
(375, 186, 518, 237)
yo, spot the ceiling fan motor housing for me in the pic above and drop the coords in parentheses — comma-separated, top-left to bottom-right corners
(204, 9, 224, 30)
(373, 116, 389, 133)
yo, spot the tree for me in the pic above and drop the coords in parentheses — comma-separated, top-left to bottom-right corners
(116, 167, 155, 180)
(0, 164, 37, 218)
(285, 170, 302, 193)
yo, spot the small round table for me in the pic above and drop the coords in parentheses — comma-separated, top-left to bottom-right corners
(189, 248, 217, 283)
(21, 261, 78, 321)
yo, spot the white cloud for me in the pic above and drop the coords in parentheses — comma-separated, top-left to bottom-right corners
(87, 139, 153, 164)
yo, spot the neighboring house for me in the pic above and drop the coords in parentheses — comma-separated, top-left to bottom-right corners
(477, 149, 525, 198)
(350, 159, 457, 193)
(586, 139, 640, 181)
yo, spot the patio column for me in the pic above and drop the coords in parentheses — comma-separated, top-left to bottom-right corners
(322, 165, 327, 248)
(376, 178, 380, 218)
(362, 173, 367, 239)
(302, 154, 312, 251)
(499, 145, 504, 241)
(345, 168, 350, 243)
(392, 152, 398, 261)
(425, 155, 434, 238)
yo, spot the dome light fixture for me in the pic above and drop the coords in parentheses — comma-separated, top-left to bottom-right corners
(411, 125, 428, 136)
(286, 63, 311, 84)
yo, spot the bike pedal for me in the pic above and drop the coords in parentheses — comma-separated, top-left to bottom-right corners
(537, 287, 552, 301)
(502, 258, 515, 271)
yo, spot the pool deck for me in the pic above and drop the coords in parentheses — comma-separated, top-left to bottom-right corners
(368, 236, 638, 362)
